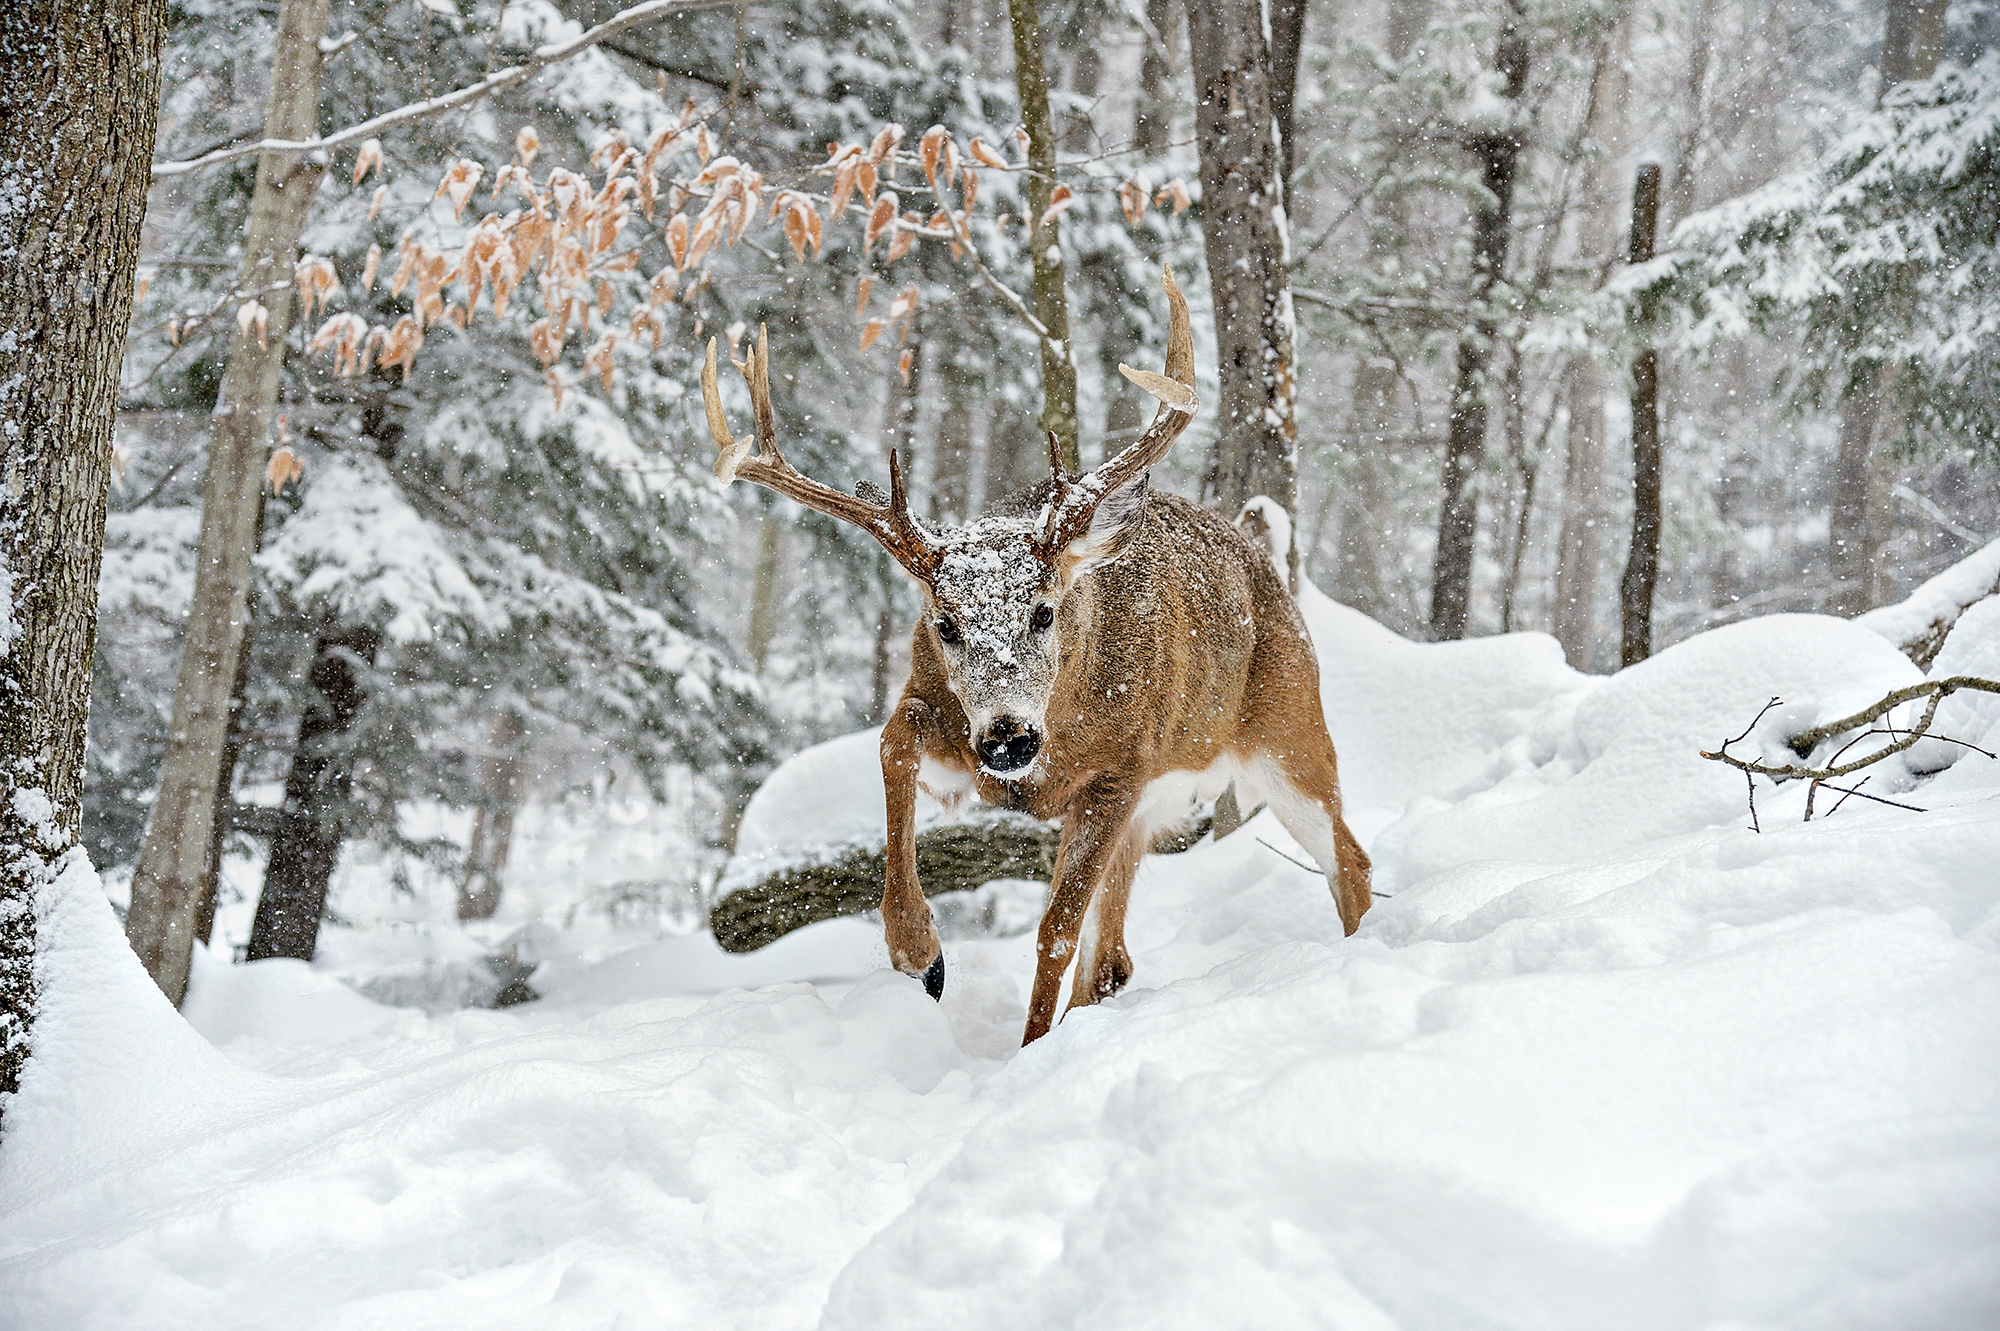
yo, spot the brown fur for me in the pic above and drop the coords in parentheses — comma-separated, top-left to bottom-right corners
(880, 491, 1371, 1045)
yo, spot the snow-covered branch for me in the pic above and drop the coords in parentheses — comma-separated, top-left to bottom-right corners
(150, 0, 738, 179)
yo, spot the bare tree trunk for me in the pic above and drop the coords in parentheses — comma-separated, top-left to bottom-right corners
(1427, 1, 1528, 640)
(458, 710, 527, 922)
(1553, 360, 1607, 665)
(746, 507, 783, 672)
(1551, 18, 1627, 670)
(1005, 0, 1080, 470)
(125, 0, 333, 1006)
(1335, 359, 1399, 620)
(1825, 0, 1946, 616)
(1619, 164, 1663, 667)
(0, 0, 168, 1124)
(1268, 0, 1309, 188)
(246, 626, 379, 962)
(1132, 0, 1180, 156)
(1187, 0, 1301, 581)
(931, 329, 976, 523)
(192, 613, 258, 953)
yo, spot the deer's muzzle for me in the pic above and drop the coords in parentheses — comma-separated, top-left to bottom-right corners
(977, 717, 1042, 775)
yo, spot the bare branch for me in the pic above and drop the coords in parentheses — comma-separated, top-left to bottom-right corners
(151, 0, 738, 179)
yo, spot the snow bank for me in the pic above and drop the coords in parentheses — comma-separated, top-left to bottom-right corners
(1857, 535, 2000, 652)
(4, 589, 1997, 1329)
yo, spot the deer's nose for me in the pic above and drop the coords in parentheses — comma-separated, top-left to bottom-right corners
(977, 717, 1042, 773)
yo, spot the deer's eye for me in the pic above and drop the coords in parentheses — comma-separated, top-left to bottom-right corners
(935, 617, 961, 645)
(1030, 604, 1055, 632)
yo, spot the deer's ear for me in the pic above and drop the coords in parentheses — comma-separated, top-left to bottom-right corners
(1059, 473, 1149, 584)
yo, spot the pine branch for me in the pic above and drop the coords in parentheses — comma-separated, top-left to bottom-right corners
(150, 0, 739, 179)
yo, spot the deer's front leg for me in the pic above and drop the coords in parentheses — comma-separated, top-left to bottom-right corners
(1023, 781, 1138, 1045)
(881, 698, 947, 998)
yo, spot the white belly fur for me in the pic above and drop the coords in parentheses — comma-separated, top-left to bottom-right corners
(1132, 752, 1256, 838)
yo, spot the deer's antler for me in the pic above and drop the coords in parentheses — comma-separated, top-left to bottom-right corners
(702, 327, 942, 583)
(1040, 264, 1198, 553)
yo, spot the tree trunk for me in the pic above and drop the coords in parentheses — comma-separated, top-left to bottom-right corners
(1005, 0, 1080, 471)
(1619, 163, 1663, 668)
(1552, 360, 1607, 666)
(125, 0, 333, 1005)
(1334, 360, 1398, 620)
(1386, 0, 1432, 62)
(931, 328, 976, 523)
(1187, 0, 1301, 581)
(0, 0, 168, 1123)
(1132, 0, 1180, 156)
(193, 610, 258, 953)
(458, 710, 526, 922)
(746, 506, 783, 672)
(246, 626, 379, 962)
(1822, 0, 1948, 615)
(1268, 0, 1309, 189)
(1551, 20, 1627, 670)
(1427, 2, 1528, 640)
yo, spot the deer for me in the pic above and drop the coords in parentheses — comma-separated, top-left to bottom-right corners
(700, 266, 1370, 1045)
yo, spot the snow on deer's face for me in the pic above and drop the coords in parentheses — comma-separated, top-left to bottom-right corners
(925, 518, 1066, 778)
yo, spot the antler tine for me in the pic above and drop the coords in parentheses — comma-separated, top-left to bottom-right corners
(1044, 429, 1065, 479)
(1040, 264, 1198, 552)
(701, 328, 942, 583)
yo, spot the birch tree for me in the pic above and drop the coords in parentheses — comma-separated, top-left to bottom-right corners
(0, 0, 167, 1123)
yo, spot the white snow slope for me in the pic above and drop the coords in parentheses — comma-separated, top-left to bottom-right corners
(4, 586, 1999, 1330)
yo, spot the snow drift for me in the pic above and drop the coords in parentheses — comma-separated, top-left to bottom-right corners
(3, 583, 1997, 1329)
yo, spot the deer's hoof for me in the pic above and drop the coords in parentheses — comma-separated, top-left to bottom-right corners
(922, 954, 945, 1001)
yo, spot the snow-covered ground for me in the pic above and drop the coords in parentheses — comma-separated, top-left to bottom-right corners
(4, 585, 1999, 1329)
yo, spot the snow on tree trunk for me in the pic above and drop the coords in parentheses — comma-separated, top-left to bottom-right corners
(1005, 0, 1079, 472)
(0, 0, 167, 1121)
(1186, 0, 1300, 582)
(125, 0, 332, 1005)
(246, 627, 378, 962)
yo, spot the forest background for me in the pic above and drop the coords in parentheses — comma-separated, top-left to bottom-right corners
(84, 0, 2000, 993)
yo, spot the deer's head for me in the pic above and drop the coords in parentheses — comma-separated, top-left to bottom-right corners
(701, 266, 1196, 778)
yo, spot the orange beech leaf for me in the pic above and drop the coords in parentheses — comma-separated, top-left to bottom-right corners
(805, 206, 823, 257)
(686, 211, 723, 268)
(368, 184, 387, 221)
(650, 268, 677, 306)
(961, 168, 979, 213)
(135, 273, 151, 304)
(677, 97, 698, 129)
(887, 284, 918, 320)
(294, 255, 338, 321)
(830, 157, 859, 217)
(1157, 178, 1192, 214)
(547, 368, 565, 409)
(1040, 184, 1075, 226)
(435, 159, 484, 221)
(447, 303, 468, 330)
(265, 446, 303, 494)
(968, 137, 1008, 170)
(516, 125, 540, 166)
(920, 125, 947, 185)
(586, 332, 618, 392)
(855, 276, 873, 316)
(1013, 126, 1029, 157)
(695, 123, 712, 164)
(897, 347, 913, 386)
(885, 220, 915, 263)
(361, 243, 382, 291)
(864, 192, 898, 250)
(596, 278, 614, 317)
(782, 205, 810, 261)
(168, 318, 181, 345)
(667, 213, 689, 269)
(858, 159, 878, 203)
(353, 137, 383, 185)
(1118, 173, 1150, 225)
(858, 319, 886, 352)
(237, 300, 268, 348)
(942, 138, 960, 187)
(604, 250, 640, 273)
(869, 123, 904, 164)
(992, 211, 1010, 233)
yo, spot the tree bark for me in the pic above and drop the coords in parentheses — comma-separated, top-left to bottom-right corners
(1187, 0, 1301, 581)
(1619, 163, 1663, 668)
(192, 608, 258, 953)
(0, 0, 168, 1124)
(1268, 0, 1309, 189)
(1427, 2, 1528, 640)
(125, 0, 333, 1005)
(1005, 0, 1080, 471)
(246, 626, 379, 962)
(458, 710, 526, 922)
(1334, 359, 1398, 621)
(1551, 20, 1627, 670)
(1132, 0, 1180, 156)
(1824, 0, 1947, 614)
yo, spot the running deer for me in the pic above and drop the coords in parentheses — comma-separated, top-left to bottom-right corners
(701, 267, 1369, 1044)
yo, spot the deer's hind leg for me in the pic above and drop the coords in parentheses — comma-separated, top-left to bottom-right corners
(1255, 735, 1372, 935)
(1065, 819, 1147, 1015)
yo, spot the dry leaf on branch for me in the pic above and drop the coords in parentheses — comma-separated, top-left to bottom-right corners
(897, 347, 913, 386)
(516, 125, 540, 167)
(1040, 184, 1075, 226)
(265, 446, 304, 494)
(236, 300, 268, 349)
(968, 137, 1008, 170)
(353, 137, 383, 185)
(859, 319, 886, 351)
